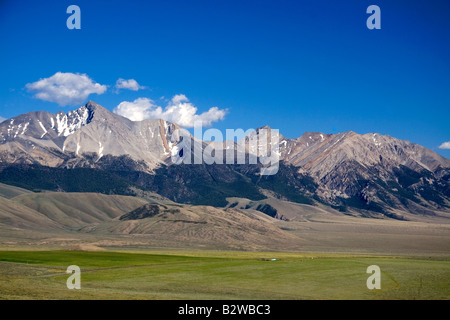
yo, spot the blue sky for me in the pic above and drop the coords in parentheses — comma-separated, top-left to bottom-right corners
(0, 0, 449, 157)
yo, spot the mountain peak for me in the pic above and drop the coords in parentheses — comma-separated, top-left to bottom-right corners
(85, 100, 103, 110)
(79, 101, 124, 124)
(83, 100, 109, 116)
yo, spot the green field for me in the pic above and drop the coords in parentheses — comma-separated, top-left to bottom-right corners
(0, 250, 449, 300)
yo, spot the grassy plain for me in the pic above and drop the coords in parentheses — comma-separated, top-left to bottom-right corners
(0, 250, 448, 300)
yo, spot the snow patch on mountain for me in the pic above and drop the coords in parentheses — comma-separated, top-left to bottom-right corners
(56, 106, 90, 137)
(98, 141, 104, 159)
(38, 120, 47, 138)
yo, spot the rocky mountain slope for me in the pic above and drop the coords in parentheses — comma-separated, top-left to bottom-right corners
(0, 101, 181, 171)
(247, 127, 450, 217)
(0, 101, 449, 219)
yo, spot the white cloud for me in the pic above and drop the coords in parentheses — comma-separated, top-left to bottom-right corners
(114, 95, 227, 127)
(438, 141, 450, 150)
(115, 78, 146, 91)
(26, 72, 107, 106)
(171, 94, 188, 104)
(113, 98, 161, 122)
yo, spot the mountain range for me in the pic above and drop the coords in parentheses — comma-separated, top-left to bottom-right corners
(1, 101, 449, 220)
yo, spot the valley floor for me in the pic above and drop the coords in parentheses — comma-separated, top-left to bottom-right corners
(0, 250, 449, 300)
(1, 215, 449, 300)
(1, 184, 449, 300)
